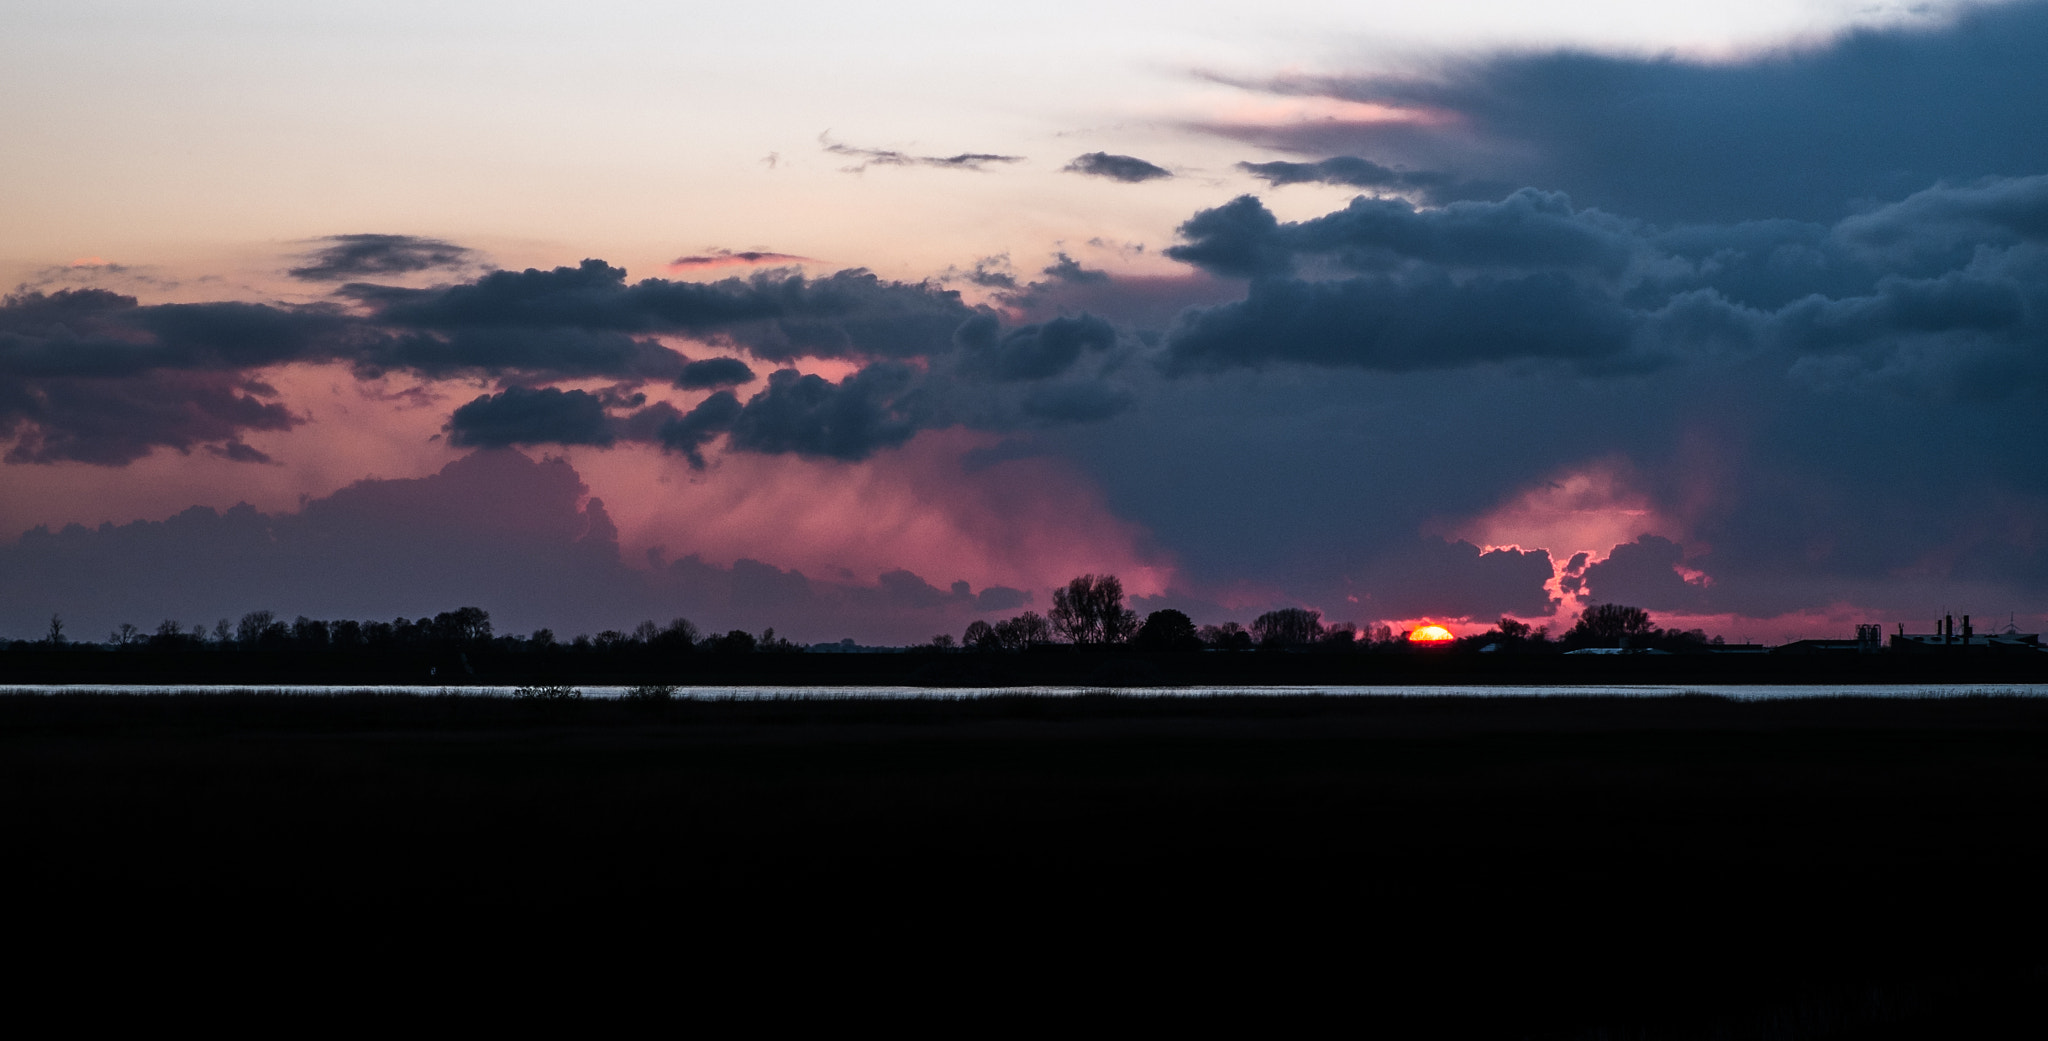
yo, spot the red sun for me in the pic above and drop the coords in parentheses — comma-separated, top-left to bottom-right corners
(1409, 624, 1455, 643)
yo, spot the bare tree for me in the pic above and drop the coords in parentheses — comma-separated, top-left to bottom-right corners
(993, 611, 1052, 649)
(1049, 574, 1138, 645)
(1566, 604, 1655, 646)
(963, 620, 997, 650)
(1252, 607, 1324, 647)
(1198, 622, 1252, 650)
(237, 610, 276, 646)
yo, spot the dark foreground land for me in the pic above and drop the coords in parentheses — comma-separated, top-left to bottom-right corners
(6, 690, 2046, 1034)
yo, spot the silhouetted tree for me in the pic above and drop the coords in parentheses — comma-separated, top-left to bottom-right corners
(110, 622, 143, 647)
(1133, 609, 1202, 651)
(993, 611, 1052, 650)
(711, 630, 756, 654)
(963, 620, 997, 650)
(45, 614, 65, 646)
(650, 618, 697, 650)
(1199, 622, 1253, 650)
(292, 616, 329, 648)
(1566, 604, 1656, 647)
(1049, 574, 1138, 645)
(436, 607, 492, 643)
(1252, 607, 1324, 647)
(212, 619, 232, 645)
(929, 634, 956, 650)
(632, 620, 661, 645)
(237, 611, 275, 647)
(1319, 621, 1359, 648)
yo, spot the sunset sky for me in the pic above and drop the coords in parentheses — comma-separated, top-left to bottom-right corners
(7, 0, 2048, 644)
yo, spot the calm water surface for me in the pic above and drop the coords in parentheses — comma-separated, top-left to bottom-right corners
(5, 684, 2046, 700)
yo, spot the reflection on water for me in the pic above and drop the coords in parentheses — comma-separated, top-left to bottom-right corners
(2, 683, 2045, 700)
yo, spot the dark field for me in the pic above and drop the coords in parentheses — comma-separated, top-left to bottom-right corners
(6, 690, 2045, 1034)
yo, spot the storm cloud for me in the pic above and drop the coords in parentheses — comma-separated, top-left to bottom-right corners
(1210, 3, 2048, 225)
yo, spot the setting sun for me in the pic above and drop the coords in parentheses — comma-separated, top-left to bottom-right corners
(1409, 624, 1455, 643)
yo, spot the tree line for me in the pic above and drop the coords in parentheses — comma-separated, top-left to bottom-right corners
(17, 574, 1715, 659)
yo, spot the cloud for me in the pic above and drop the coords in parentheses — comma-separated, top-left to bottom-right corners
(1040, 252, 1111, 284)
(667, 248, 812, 271)
(288, 234, 475, 281)
(1160, 178, 2048, 389)
(1206, 2, 2048, 224)
(446, 386, 618, 448)
(1578, 535, 1712, 613)
(1354, 538, 1559, 621)
(0, 448, 1065, 643)
(726, 365, 924, 461)
(360, 259, 983, 364)
(676, 357, 757, 390)
(1166, 266, 1636, 374)
(1237, 157, 1504, 204)
(1064, 152, 1172, 183)
(961, 314, 1118, 382)
(821, 134, 1024, 173)
(653, 391, 744, 469)
(3, 371, 298, 466)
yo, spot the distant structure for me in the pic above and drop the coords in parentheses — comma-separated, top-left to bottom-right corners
(1890, 614, 2042, 653)
(1771, 614, 2042, 655)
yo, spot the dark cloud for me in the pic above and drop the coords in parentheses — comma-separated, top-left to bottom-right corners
(1168, 190, 1640, 279)
(667, 249, 811, 270)
(821, 134, 1024, 173)
(362, 260, 983, 364)
(654, 391, 744, 469)
(726, 365, 923, 461)
(962, 314, 1117, 382)
(1161, 195, 1289, 279)
(1579, 536, 1712, 613)
(288, 234, 475, 281)
(1161, 178, 2048, 388)
(1064, 152, 1173, 183)
(1209, 3, 2048, 225)
(1041, 253, 1111, 284)
(446, 387, 617, 448)
(1355, 539, 1559, 621)
(3, 371, 298, 466)
(675, 357, 757, 390)
(1166, 267, 1635, 373)
(1237, 157, 1504, 204)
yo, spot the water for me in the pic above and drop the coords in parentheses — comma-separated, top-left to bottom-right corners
(3, 683, 2045, 700)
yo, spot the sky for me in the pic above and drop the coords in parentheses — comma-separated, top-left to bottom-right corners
(6, 0, 2048, 645)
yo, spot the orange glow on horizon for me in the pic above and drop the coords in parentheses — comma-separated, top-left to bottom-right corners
(1409, 624, 1455, 643)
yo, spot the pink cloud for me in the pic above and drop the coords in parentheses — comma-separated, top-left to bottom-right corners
(569, 427, 1171, 603)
